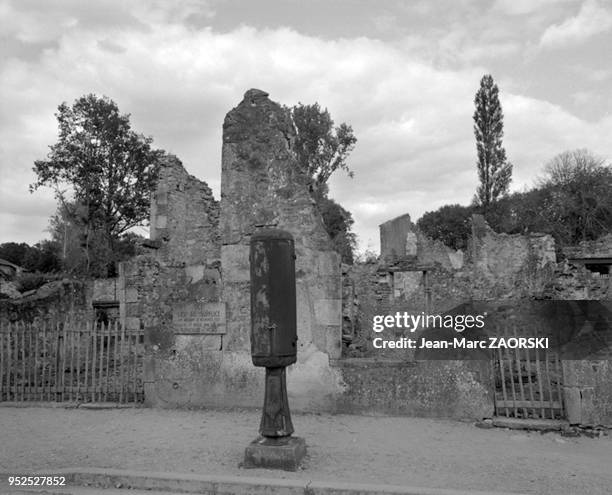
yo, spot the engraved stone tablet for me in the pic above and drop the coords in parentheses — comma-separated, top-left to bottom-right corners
(172, 302, 226, 334)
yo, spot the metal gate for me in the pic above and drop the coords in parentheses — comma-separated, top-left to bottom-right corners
(0, 318, 144, 403)
(494, 344, 564, 419)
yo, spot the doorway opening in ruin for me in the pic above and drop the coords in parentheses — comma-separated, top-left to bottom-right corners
(493, 346, 565, 420)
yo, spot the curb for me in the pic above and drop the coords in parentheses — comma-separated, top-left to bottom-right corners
(0, 402, 141, 409)
(6, 468, 530, 495)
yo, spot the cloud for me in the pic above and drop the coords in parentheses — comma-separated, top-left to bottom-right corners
(493, 0, 578, 16)
(539, 0, 612, 48)
(2, 1, 612, 253)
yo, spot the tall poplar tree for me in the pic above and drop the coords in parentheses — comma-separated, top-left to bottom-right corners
(473, 74, 512, 210)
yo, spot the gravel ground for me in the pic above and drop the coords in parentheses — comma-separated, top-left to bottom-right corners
(1, 406, 611, 495)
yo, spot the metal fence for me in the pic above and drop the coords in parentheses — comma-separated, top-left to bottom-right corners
(0, 318, 144, 403)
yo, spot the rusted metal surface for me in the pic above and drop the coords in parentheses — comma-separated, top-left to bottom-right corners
(260, 367, 295, 437)
(250, 228, 298, 438)
(249, 228, 297, 368)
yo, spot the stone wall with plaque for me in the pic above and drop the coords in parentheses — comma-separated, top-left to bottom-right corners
(172, 302, 226, 334)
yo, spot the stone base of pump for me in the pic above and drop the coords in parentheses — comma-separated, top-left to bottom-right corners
(242, 435, 307, 471)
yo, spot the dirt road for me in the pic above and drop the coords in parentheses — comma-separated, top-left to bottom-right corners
(1, 406, 610, 494)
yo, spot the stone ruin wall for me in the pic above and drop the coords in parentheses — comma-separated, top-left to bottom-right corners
(120, 154, 229, 408)
(0, 280, 91, 325)
(3, 88, 610, 423)
(113, 90, 344, 411)
(341, 212, 612, 423)
(149, 154, 220, 266)
(219, 89, 344, 410)
(0, 90, 345, 413)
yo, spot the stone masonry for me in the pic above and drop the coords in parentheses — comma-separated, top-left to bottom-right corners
(4, 88, 610, 424)
(220, 89, 344, 410)
(116, 89, 344, 410)
(150, 154, 220, 265)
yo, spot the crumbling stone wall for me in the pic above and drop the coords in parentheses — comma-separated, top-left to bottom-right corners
(120, 154, 226, 407)
(563, 234, 612, 259)
(380, 214, 415, 264)
(120, 90, 344, 411)
(150, 154, 220, 265)
(342, 212, 612, 423)
(470, 215, 556, 299)
(0, 280, 91, 325)
(220, 89, 344, 410)
(9, 87, 608, 422)
(544, 234, 612, 425)
(121, 254, 231, 407)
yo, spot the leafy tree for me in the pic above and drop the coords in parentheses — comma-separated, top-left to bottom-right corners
(291, 103, 357, 194)
(31, 94, 163, 277)
(483, 188, 552, 236)
(49, 200, 145, 276)
(48, 200, 89, 275)
(417, 149, 612, 250)
(0, 241, 61, 273)
(538, 149, 612, 243)
(315, 192, 357, 264)
(289, 103, 358, 263)
(0, 242, 31, 266)
(417, 204, 474, 250)
(23, 240, 62, 273)
(473, 74, 512, 210)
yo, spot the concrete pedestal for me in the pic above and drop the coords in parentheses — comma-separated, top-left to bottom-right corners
(243, 436, 306, 471)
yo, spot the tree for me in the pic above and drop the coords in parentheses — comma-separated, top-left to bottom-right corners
(31, 94, 163, 277)
(417, 204, 474, 250)
(0, 242, 31, 266)
(0, 241, 61, 273)
(473, 74, 512, 210)
(316, 192, 357, 264)
(25, 240, 62, 273)
(289, 103, 358, 263)
(291, 103, 357, 194)
(483, 188, 552, 236)
(48, 200, 146, 276)
(539, 149, 612, 243)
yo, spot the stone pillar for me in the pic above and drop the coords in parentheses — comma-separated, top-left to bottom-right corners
(220, 89, 344, 410)
(563, 361, 597, 424)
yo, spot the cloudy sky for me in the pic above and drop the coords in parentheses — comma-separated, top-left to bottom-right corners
(1, 0, 611, 253)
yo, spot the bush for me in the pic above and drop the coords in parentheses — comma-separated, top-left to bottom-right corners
(14, 272, 49, 292)
(417, 204, 474, 250)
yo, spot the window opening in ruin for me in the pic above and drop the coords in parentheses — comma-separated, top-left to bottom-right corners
(92, 300, 120, 324)
(568, 257, 612, 277)
(584, 263, 610, 276)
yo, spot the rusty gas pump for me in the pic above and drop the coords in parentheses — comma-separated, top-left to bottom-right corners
(244, 228, 305, 470)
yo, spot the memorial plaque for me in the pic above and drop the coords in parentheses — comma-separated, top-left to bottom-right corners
(172, 302, 226, 334)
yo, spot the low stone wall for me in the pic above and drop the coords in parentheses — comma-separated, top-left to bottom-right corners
(564, 360, 612, 425)
(331, 358, 493, 419)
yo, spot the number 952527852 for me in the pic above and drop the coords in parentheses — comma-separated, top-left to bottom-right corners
(8, 476, 66, 486)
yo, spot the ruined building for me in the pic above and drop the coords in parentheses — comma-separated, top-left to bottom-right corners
(117, 89, 344, 410)
(1, 89, 611, 426)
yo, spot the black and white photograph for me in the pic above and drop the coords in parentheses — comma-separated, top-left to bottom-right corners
(1, 1, 612, 494)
